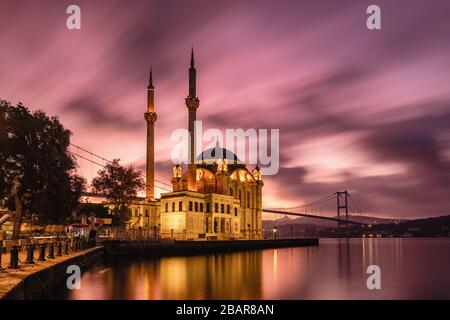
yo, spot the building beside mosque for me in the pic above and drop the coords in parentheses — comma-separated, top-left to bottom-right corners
(126, 50, 263, 240)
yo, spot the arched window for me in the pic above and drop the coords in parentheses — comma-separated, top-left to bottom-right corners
(172, 202, 175, 212)
(227, 205, 230, 214)
(234, 207, 238, 216)
(179, 201, 183, 211)
(215, 203, 218, 213)
(195, 202, 198, 212)
(165, 203, 168, 212)
(221, 204, 224, 213)
(206, 203, 211, 213)
(189, 201, 193, 211)
(200, 203, 204, 212)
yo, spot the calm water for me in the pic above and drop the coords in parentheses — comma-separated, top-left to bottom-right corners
(55, 238, 450, 299)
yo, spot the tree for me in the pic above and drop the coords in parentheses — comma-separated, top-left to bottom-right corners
(0, 100, 85, 238)
(92, 159, 144, 226)
(77, 202, 109, 218)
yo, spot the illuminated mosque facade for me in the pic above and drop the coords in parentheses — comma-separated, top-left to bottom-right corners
(129, 50, 263, 240)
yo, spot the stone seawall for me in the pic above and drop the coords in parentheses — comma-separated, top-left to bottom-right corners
(104, 238, 319, 256)
(1, 239, 318, 299)
(1, 247, 103, 300)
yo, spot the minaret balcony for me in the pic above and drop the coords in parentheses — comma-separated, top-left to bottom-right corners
(185, 97, 200, 111)
(144, 112, 157, 124)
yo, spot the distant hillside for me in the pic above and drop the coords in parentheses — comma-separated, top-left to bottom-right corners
(262, 214, 450, 238)
(371, 214, 450, 236)
(340, 215, 406, 225)
(263, 214, 405, 229)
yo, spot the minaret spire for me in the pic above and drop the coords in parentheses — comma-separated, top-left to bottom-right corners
(189, 47, 197, 98)
(185, 48, 200, 191)
(148, 66, 153, 88)
(145, 67, 157, 199)
(147, 66, 155, 112)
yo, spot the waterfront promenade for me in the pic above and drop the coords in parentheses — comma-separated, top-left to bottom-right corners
(0, 246, 102, 299)
(0, 237, 318, 299)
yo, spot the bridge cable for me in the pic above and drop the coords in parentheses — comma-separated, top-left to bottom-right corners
(347, 192, 363, 214)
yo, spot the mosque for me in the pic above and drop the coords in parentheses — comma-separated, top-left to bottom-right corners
(127, 50, 263, 240)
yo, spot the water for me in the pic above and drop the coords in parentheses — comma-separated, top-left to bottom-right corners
(56, 238, 450, 299)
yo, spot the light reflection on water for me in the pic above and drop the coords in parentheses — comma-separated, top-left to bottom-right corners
(56, 238, 450, 300)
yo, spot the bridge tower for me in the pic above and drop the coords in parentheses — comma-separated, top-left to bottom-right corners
(336, 191, 349, 235)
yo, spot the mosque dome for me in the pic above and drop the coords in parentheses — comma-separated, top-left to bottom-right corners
(196, 146, 241, 163)
(195, 142, 247, 174)
(196, 141, 242, 164)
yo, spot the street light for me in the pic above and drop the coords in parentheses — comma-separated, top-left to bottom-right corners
(273, 226, 277, 240)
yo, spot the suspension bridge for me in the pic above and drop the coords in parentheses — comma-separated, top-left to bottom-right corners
(69, 143, 368, 229)
(263, 191, 365, 226)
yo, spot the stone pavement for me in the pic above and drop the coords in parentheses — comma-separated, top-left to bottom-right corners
(0, 247, 99, 299)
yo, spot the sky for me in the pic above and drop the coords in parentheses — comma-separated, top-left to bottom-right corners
(1, 0, 450, 219)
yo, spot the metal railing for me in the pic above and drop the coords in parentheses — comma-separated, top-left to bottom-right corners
(0, 237, 93, 271)
(100, 227, 160, 241)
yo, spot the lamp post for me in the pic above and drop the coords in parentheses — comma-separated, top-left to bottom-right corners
(273, 226, 277, 240)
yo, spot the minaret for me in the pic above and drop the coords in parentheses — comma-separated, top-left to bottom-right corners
(185, 48, 200, 174)
(145, 67, 157, 199)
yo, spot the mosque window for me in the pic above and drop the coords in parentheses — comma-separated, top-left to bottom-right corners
(179, 201, 183, 211)
(206, 203, 211, 213)
(195, 202, 198, 212)
(200, 203, 204, 212)
(227, 205, 230, 214)
(189, 201, 193, 211)
(165, 203, 168, 212)
(221, 204, 224, 213)
(215, 203, 218, 213)
(172, 202, 175, 212)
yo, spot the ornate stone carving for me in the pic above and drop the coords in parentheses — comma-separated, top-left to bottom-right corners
(144, 112, 157, 124)
(185, 97, 200, 111)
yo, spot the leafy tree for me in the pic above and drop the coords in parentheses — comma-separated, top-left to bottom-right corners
(0, 100, 85, 238)
(92, 159, 144, 226)
(77, 202, 109, 218)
